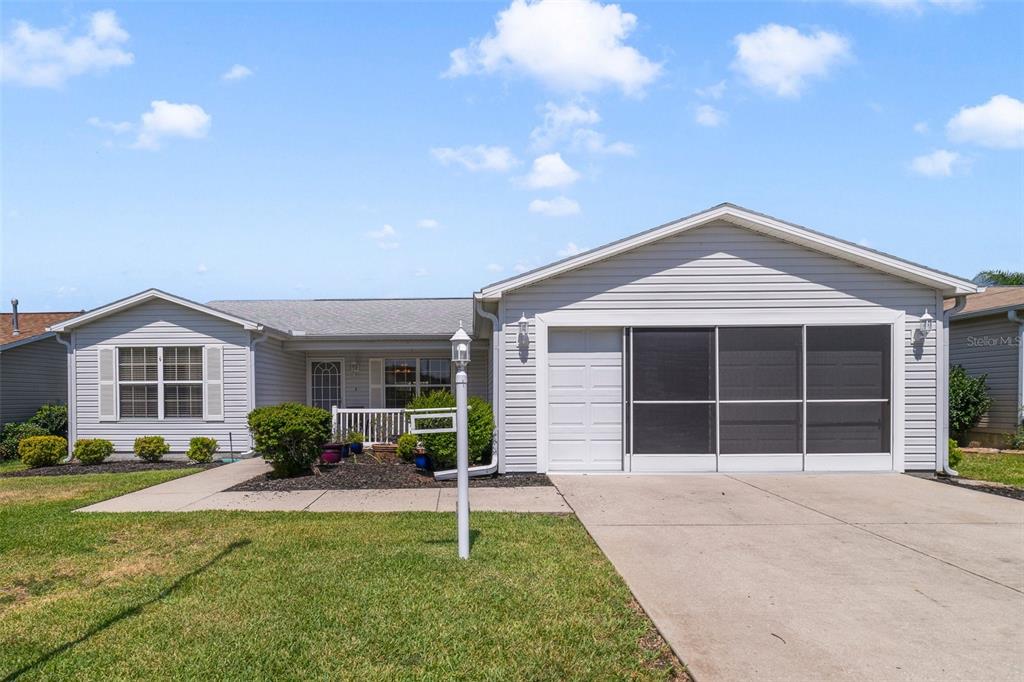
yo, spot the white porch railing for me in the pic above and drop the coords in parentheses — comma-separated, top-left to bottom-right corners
(332, 407, 409, 444)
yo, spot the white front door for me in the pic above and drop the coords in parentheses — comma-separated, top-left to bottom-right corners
(310, 360, 345, 410)
(547, 328, 623, 471)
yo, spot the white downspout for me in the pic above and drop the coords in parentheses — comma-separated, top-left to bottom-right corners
(54, 332, 74, 460)
(939, 295, 968, 476)
(248, 329, 268, 453)
(1009, 309, 1024, 429)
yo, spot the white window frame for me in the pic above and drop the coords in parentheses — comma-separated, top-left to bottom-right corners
(383, 357, 452, 408)
(116, 345, 205, 420)
(307, 357, 346, 411)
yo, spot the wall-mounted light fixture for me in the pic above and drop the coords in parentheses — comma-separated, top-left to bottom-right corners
(918, 308, 935, 338)
(349, 360, 359, 373)
(517, 313, 530, 349)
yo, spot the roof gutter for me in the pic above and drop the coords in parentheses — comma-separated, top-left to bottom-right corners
(1009, 309, 1024, 429)
(939, 295, 968, 476)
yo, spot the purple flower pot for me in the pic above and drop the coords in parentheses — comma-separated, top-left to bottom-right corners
(321, 443, 345, 464)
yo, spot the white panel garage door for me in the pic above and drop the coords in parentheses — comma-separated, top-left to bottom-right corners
(547, 328, 623, 471)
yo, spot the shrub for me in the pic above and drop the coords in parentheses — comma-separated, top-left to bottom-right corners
(405, 391, 494, 469)
(345, 430, 366, 444)
(29, 403, 68, 438)
(396, 433, 418, 462)
(949, 365, 991, 440)
(948, 438, 963, 470)
(1007, 423, 1024, 451)
(0, 422, 48, 460)
(74, 438, 114, 465)
(134, 436, 170, 462)
(187, 437, 219, 463)
(248, 403, 332, 476)
(19, 435, 67, 468)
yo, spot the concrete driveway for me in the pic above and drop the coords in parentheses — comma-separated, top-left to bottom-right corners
(553, 473, 1024, 681)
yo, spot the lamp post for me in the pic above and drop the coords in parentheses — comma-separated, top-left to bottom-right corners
(450, 323, 472, 559)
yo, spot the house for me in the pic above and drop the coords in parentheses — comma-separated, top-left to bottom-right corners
(948, 287, 1024, 447)
(48, 204, 978, 473)
(0, 304, 80, 427)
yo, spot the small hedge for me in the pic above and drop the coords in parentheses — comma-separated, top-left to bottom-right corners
(187, 437, 219, 463)
(19, 435, 67, 468)
(0, 422, 48, 460)
(248, 403, 332, 476)
(134, 436, 170, 462)
(405, 391, 494, 470)
(396, 433, 418, 462)
(29, 403, 68, 438)
(74, 439, 114, 465)
(948, 438, 963, 469)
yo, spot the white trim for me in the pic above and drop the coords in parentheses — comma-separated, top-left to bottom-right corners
(307, 357, 346, 410)
(527, 309, 903, 328)
(892, 311, 906, 473)
(478, 204, 978, 299)
(535, 314, 549, 473)
(47, 288, 264, 333)
(203, 345, 224, 422)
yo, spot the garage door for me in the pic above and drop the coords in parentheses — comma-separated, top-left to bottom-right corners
(547, 328, 623, 471)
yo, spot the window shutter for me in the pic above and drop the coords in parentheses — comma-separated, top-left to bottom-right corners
(204, 345, 224, 421)
(369, 358, 384, 408)
(98, 346, 117, 422)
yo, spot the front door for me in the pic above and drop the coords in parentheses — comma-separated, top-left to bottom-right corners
(310, 360, 344, 411)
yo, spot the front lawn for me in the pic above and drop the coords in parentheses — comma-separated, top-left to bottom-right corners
(0, 469, 683, 680)
(958, 451, 1024, 489)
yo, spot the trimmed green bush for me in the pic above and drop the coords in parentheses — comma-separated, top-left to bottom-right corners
(19, 435, 67, 468)
(948, 438, 963, 469)
(248, 403, 332, 476)
(29, 403, 68, 438)
(74, 439, 114, 465)
(134, 436, 170, 462)
(187, 437, 219, 463)
(396, 433, 418, 462)
(949, 365, 991, 440)
(405, 391, 494, 469)
(0, 422, 48, 460)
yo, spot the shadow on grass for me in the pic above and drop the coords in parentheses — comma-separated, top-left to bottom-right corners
(423, 529, 481, 549)
(2, 539, 251, 682)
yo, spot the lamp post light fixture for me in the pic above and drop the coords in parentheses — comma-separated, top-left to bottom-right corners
(449, 323, 472, 559)
(518, 313, 530, 349)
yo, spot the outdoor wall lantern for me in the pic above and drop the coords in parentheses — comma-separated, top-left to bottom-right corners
(918, 308, 935, 338)
(451, 322, 471, 368)
(517, 313, 530, 349)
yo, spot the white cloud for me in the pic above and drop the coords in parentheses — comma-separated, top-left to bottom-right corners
(913, 121, 929, 134)
(196, 263, 209, 274)
(524, 153, 580, 189)
(531, 100, 634, 155)
(848, 0, 977, 14)
(1, 9, 134, 88)
(731, 24, 851, 98)
(946, 94, 1024, 149)
(417, 218, 441, 229)
(444, 0, 662, 96)
(696, 80, 727, 100)
(910, 149, 962, 177)
(431, 145, 518, 172)
(557, 242, 587, 257)
(367, 223, 400, 249)
(529, 196, 582, 216)
(87, 116, 132, 134)
(571, 129, 635, 155)
(222, 64, 253, 81)
(133, 101, 211, 150)
(695, 104, 725, 127)
(486, 263, 504, 273)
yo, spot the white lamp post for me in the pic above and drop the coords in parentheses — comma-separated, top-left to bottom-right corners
(450, 323, 472, 559)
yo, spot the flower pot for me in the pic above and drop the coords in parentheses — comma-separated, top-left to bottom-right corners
(350, 442, 364, 455)
(414, 453, 432, 471)
(321, 443, 345, 464)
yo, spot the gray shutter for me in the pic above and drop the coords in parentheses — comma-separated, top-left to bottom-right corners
(204, 345, 224, 421)
(98, 346, 117, 422)
(369, 358, 384, 408)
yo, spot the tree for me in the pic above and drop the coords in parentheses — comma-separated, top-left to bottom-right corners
(973, 270, 1024, 286)
(948, 365, 991, 440)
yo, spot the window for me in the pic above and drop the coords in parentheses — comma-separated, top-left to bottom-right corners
(117, 346, 204, 419)
(384, 358, 452, 408)
(310, 361, 344, 411)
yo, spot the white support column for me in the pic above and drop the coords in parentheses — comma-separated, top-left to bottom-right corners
(455, 364, 470, 559)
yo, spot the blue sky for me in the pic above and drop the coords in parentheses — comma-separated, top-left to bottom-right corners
(2, 0, 1022, 312)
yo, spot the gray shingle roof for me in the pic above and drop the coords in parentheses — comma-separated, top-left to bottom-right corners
(207, 298, 475, 337)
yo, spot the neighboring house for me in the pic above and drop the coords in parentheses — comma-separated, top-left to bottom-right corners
(0, 307, 80, 428)
(948, 287, 1024, 446)
(48, 204, 977, 473)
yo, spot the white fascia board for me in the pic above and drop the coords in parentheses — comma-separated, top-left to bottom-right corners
(477, 204, 978, 299)
(47, 288, 263, 333)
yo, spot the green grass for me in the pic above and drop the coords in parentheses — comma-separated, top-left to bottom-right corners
(0, 470, 681, 681)
(958, 451, 1024, 488)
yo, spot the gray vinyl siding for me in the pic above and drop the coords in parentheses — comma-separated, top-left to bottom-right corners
(73, 300, 252, 454)
(950, 315, 1021, 434)
(254, 338, 305, 406)
(500, 220, 940, 472)
(0, 336, 68, 427)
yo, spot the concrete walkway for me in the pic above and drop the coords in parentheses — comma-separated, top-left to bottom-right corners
(76, 458, 570, 513)
(553, 473, 1024, 682)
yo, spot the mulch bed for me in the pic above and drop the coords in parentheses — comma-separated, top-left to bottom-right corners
(228, 456, 552, 492)
(909, 472, 1024, 501)
(1, 460, 224, 478)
